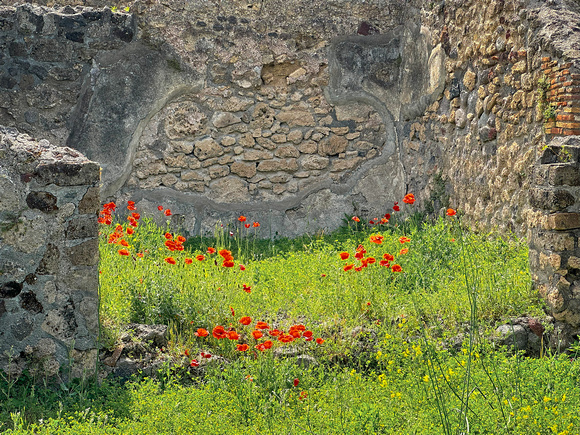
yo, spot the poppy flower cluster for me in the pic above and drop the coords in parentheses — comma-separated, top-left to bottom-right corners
(342, 244, 376, 272)
(164, 233, 186, 252)
(98, 202, 116, 225)
(193, 316, 324, 353)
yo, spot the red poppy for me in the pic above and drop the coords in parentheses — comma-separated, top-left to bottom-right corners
(196, 254, 205, 261)
(118, 249, 130, 256)
(355, 266, 363, 272)
(393, 205, 400, 212)
(237, 343, 249, 351)
(240, 316, 252, 325)
(379, 260, 390, 267)
(185, 258, 193, 264)
(380, 218, 389, 224)
(157, 206, 163, 211)
(223, 260, 235, 268)
(190, 359, 199, 367)
(383, 253, 394, 261)
(403, 193, 415, 204)
(384, 213, 391, 219)
(164, 233, 173, 240)
(392, 264, 403, 272)
(368, 220, 375, 225)
(126, 227, 134, 235)
(446, 208, 457, 216)
(184, 349, 190, 357)
(176, 235, 186, 243)
(255, 321, 270, 330)
(239, 264, 246, 271)
(269, 329, 281, 337)
(195, 328, 209, 337)
(164, 209, 172, 216)
(366, 257, 376, 264)
(344, 264, 354, 271)
(227, 330, 240, 340)
(399, 236, 411, 244)
(165, 241, 176, 251)
(238, 215, 247, 222)
(292, 324, 306, 331)
(165, 257, 176, 265)
(352, 216, 360, 222)
(255, 343, 266, 351)
(356, 244, 366, 254)
(212, 325, 227, 339)
(339, 252, 350, 260)
(293, 378, 299, 387)
(242, 284, 251, 293)
(316, 338, 324, 345)
(230, 306, 235, 317)
(278, 334, 294, 343)
(131, 212, 140, 220)
(127, 201, 136, 211)
(370, 235, 384, 244)
(219, 249, 231, 258)
(252, 222, 260, 227)
(104, 202, 116, 211)
(120, 239, 129, 247)
(303, 330, 313, 338)
(207, 247, 216, 254)
(201, 352, 212, 358)
(244, 223, 250, 228)
(355, 251, 365, 260)
(299, 391, 308, 400)
(263, 340, 273, 349)
(289, 329, 301, 338)
(399, 248, 408, 255)
(252, 330, 263, 340)
(137, 252, 144, 258)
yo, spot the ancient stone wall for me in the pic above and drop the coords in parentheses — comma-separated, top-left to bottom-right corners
(0, 127, 100, 380)
(4, 0, 580, 336)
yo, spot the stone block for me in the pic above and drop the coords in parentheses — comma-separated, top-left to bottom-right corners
(319, 135, 348, 156)
(26, 191, 58, 213)
(548, 164, 580, 186)
(547, 213, 580, 230)
(532, 232, 575, 252)
(67, 239, 99, 266)
(257, 159, 298, 172)
(231, 162, 257, 178)
(300, 155, 329, 170)
(276, 109, 315, 127)
(274, 145, 300, 158)
(34, 162, 100, 187)
(529, 188, 575, 211)
(194, 138, 224, 160)
(78, 187, 100, 214)
(66, 216, 98, 240)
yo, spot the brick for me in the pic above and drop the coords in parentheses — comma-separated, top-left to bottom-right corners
(562, 69, 571, 75)
(562, 129, 580, 135)
(556, 122, 580, 129)
(557, 114, 575, 121)
(563, 107, 580, 113)
(559, 95, 580, 101)
(547, 213, 580, 230)
(562, 62, 573, 69)
(542, 57, 552, 62)
(562, 81, 573, 87)
(571, 74, 580, 80)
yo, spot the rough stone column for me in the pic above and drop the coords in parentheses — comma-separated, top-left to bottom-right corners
(529, 136, 580, 345)
(0, 127, 100, 380)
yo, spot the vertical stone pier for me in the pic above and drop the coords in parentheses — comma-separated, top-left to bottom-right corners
(529, 136, 580, 344)
(0, 127, 100, 380)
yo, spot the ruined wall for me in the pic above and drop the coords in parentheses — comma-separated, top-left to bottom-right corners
(4, 0, 580, 335)
(0, 127, 100, 380)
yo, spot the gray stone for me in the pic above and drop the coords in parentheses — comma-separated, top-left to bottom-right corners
(496, 324, 528, 351)
(194, 138, 224, 160)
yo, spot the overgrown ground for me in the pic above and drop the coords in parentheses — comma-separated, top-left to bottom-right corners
(2, 199, 580, 434)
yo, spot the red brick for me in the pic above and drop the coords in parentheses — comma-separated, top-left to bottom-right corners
(560, 76, 568, 82)
(562, 62, 573, 69)
(563, 129, 580, 135)
(559, 95, 580, 101)
(562, 69, 571, 75)
(557, 114, 575, 121)
(542, 57, 552, 62)
(563, 107, 580, 113)
(562, 81, 573, 86)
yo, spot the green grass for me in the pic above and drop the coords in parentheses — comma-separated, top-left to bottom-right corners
(2, 205, 579, 434)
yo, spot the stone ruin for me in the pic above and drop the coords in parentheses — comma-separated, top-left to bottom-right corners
(3, 0, 580, 376)
(0, 127, 100, 380)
